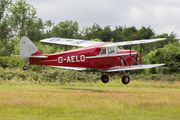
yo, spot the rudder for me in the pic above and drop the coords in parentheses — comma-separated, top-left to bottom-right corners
(20, 36, 39, 62)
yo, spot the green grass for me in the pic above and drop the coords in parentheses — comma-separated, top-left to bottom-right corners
(0, 80, 180, 120)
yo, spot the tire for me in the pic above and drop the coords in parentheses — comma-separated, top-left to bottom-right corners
(122, 75, 130, 85)
(101, 74, 109, 83)
(23, 66, 27, 70)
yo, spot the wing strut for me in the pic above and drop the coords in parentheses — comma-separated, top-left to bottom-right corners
(140, 44, 142, 65)
(65, 45, 67, 51)
(130, 45, 131, 56)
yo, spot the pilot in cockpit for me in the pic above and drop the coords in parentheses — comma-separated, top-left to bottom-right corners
(101, 48, 106, 55)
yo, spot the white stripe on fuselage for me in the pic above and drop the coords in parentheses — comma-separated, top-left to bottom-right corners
(86, 52, 137, 59)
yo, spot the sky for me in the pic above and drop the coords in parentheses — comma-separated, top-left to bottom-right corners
(12, 0, 180, 38)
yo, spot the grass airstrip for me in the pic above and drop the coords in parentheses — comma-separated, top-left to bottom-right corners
(0, 80, 180, 120)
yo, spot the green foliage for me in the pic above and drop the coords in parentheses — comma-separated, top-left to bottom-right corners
(0, 56, 23, 68)
(2, 66, 180, 83)
(99, 25, 113, 42)
(26, 18, 45, 41)
(122, 26, 138, 41)
(132, 73, 180, 81)
(142, 32, 177, 55)
(0, 0, 12, 19)
(0, 37, 65, 56)
(0, 40, 5, 55)
(0, 37, 20, 56)
(137, 26, 155, 39)
(90, 38, 102, 42)
(34, 42, 56, 54)
(112, 26, 123, 42)
(82, 23, 103, 40)
(8, 0, 37, 37)
(0, 0, 179, 78)
(52, 20, 80, 38)
(0, 67, 102, 84)
(0, 0, 12, 41)
(44, 20, 54, 38)
(146, 42, 180, 73)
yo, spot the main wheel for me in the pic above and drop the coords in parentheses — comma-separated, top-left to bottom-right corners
(122, 75, 130, 84)
(101, 74, 109, 83)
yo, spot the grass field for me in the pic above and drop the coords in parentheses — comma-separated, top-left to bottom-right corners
(0, 80, 180, 120)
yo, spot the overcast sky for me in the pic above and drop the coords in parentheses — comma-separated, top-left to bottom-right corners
(12, 0, 180, 38)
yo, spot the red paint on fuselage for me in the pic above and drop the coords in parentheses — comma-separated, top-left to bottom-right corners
(30, 43, 137, 69)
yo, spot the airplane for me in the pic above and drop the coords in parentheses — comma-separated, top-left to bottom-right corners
(20, 36, 166, 85)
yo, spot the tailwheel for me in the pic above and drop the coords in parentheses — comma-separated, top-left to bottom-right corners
(101, 74, 109, 83)
(122, 75, 130, 85)
(23, 66, 28, 70)
(23, 62, 29, 70)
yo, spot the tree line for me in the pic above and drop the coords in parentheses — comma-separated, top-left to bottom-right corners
(0, 0, 176, 42)
(0, 0, 180, 74)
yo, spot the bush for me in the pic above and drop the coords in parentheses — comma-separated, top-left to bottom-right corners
(0, 67, 102, 83)
(131, 73, 180, 81)
(146, 43, 180, 74)
(0, 56, 24, 68)
(1, 67, 180, 83)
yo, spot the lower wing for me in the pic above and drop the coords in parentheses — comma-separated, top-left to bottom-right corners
(49, 64, 165, 72)
(49, 66, 89, 71)
(100, 64, 165, 72)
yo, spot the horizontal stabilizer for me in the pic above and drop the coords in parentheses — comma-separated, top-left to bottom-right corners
(30, 56, 48, 58)
(11, 55, 21, 57)
(101, 64, 165, 72)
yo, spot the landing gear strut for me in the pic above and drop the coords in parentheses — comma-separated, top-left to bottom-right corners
(101, 74, 109, 83)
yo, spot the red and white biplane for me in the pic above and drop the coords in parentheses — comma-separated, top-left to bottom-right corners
(20, 36, 166, 84)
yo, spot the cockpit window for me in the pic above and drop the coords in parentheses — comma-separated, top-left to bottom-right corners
(100, 48, 107, 55)
(100, 46, 120, 55)
(115, 46, 120, 53)
(108, 47, 115, 54)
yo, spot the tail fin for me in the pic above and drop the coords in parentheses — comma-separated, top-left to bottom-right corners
(20, 36, 40, 62)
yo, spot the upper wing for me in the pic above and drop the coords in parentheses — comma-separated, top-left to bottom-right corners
(40, 38, 103, 47)
(100, 64, 165, 72)
(99, 38, 166, 48)
(40, 38, 166, 47)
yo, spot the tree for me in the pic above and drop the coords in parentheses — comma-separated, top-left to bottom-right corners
(137, 26, 154, 39)
(79, 26, 91, 40)
(112, 26, 123, 42)
(83, 23, 103, 40)
(146, 42, 180, 73)
(26, 18, 44, 41)
(52, 20, 79, 38)
(0, 0, 12, 41)
(142, 32, 177, 55)
(99, 25, 112, 42)
(44, 20, 54, 38)
(122, 26, 137, 41)
(8, 0, 37, 37)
